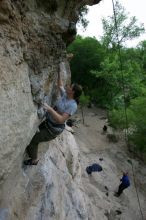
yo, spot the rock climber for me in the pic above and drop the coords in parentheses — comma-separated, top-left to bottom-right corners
(24, 65, 82, 165)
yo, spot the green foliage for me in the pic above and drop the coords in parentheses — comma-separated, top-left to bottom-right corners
(78, 6, 89, 30)
(101, 0, 145, 48)
(79, 92, 90, 125)
(108, 107, 128, 129)
(109, 97, 146, 152)
(137, 40, 146, 71)
(95, 0, 145, 109)
(79, 92, 90, 106)
(68, 0, 146, 154)
(67, 36, 104, 92)
(127, 97, 146, 151)
(91, 39, 146, 109)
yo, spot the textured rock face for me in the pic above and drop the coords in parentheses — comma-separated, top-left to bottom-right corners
(0, 0, 101, 219)
(1, 131, 89, 220)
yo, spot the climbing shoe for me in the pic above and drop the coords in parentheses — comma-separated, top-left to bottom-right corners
(24, 159, 39, 166)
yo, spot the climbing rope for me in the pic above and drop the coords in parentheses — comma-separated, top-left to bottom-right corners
(111, 1, 144, 219)
(128, 159, 145, 220)
(111, 0, 129, 142)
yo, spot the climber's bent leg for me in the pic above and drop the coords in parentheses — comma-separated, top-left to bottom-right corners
(26, 122, 56, 162)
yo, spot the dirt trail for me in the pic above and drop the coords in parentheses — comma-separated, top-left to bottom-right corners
(73, 107, 146, 220)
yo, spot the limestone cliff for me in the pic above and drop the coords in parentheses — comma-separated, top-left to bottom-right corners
(0, 0, 101, 219)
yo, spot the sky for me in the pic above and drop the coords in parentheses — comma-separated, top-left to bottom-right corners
(77, 0, 146, 47)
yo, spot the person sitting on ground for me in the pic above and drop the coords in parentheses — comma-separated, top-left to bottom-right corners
(115, 172, 130, 197)
(24, 67, 82, 165)
(86, 163, 103, 175)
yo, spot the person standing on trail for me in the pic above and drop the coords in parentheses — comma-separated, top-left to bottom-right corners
(115, 172, 130, 196)
(24, 65, 82, 166)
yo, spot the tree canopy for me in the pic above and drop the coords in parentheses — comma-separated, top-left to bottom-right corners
(67, 36, 104, 92)
(101, 0, 145, 48)
(68, 0, 146, 152)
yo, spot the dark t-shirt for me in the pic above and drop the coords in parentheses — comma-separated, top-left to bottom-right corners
(121, 175, 130, 187)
